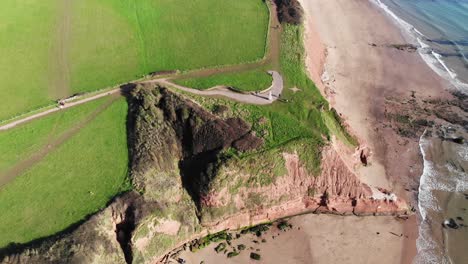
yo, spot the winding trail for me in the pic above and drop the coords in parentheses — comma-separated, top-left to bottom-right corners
(0, 89, 121, 131)
(49, 0, 72, 99)
(149, 70, 284, 105)
(0, 70, 283, 131)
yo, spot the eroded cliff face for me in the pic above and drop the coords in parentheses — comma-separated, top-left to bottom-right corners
(198, 142, 408, 231)
(0, 85, 409, 264)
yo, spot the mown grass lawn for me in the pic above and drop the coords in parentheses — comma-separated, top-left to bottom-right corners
(0, 0, 269, 120)
(0, 98, 130, 248)
(174, 69, 273, 92)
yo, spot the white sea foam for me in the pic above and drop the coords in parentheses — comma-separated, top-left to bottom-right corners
(415, 133, 449, 264)
(415, 131, 468, 263)
(372, 0, 416, 37)
(370, 0, 468, 93)
(457, 146, 468, 161)
(368, 2, 468, 261)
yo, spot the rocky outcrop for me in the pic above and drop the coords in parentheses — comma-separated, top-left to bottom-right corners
(198, 143, 408, 229)
(0, 193, 140, 264)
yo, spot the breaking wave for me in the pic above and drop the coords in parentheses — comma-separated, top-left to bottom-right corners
(415, 131, 468, 263)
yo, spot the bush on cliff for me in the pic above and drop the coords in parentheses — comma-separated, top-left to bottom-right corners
(275, 0, 303, 24)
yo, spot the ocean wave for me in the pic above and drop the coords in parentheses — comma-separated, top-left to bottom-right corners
(415, 132, 451, 264)
(370, 0, 468, 93)
(372, 0, 416, 34)
(416, 130, 468, 264)
(418, 134, 437, 220)
(457, 145, 468, 161)
(432, 51, 458, 79)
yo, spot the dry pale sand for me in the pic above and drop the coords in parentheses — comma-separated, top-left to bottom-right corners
(298, 0, 431, 262)
(300, 0, 450, 193)
(298, 0, 454, 263)
(178, 214, 416, 264)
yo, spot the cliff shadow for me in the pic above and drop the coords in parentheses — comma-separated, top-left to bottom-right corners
(179, 149, 221, 212)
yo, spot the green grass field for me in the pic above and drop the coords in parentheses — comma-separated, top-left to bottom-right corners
(0, 0, 58, 121)
(0, 0, 269, 120)
(174, 69, 273, 92)
(0, 99, 107, 175)
(0, 97, 130, 247)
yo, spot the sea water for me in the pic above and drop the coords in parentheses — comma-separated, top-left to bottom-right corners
(369, 1, 468, 263)
(416, 128, 468, 264)
(374, 0, 468, 92)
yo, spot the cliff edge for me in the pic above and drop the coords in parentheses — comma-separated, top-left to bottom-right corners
(0, 85, 408, 264)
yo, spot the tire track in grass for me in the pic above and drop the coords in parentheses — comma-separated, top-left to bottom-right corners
(0, 95, 120, 189)
(132, 0, 149, 73)
(48, 0, 72, 99)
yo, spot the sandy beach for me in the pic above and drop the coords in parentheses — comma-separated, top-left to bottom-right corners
(299, 0, 457, 263)
(179, 215, 415, 264)
(300, 0, 452, 193)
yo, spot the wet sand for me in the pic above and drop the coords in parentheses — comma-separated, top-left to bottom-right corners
(416, 129, 468, 263)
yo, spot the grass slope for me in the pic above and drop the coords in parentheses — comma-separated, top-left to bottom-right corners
(0, 98, 130, 248)
(174, 69, 273, 92)
(0, 0, 269, 120)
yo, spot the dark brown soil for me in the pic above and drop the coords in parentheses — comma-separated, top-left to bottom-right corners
(274, 0, 303, 25)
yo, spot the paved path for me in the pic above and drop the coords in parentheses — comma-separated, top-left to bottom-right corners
(152, 71, 284, 105)
(0, 71, 283, 131)
(0, 89, 121, 131)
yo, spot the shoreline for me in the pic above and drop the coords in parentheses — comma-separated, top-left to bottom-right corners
(299, 0, 461, 263)
(372, 0, 468, 91)
(157, 0, 465, 263)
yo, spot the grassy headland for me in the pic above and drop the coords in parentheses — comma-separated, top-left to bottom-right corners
(0, 1, 358, 256)
(0, 0, 269, 120)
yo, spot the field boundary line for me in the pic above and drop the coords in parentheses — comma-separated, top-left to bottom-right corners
(132, 0, 149, 72)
